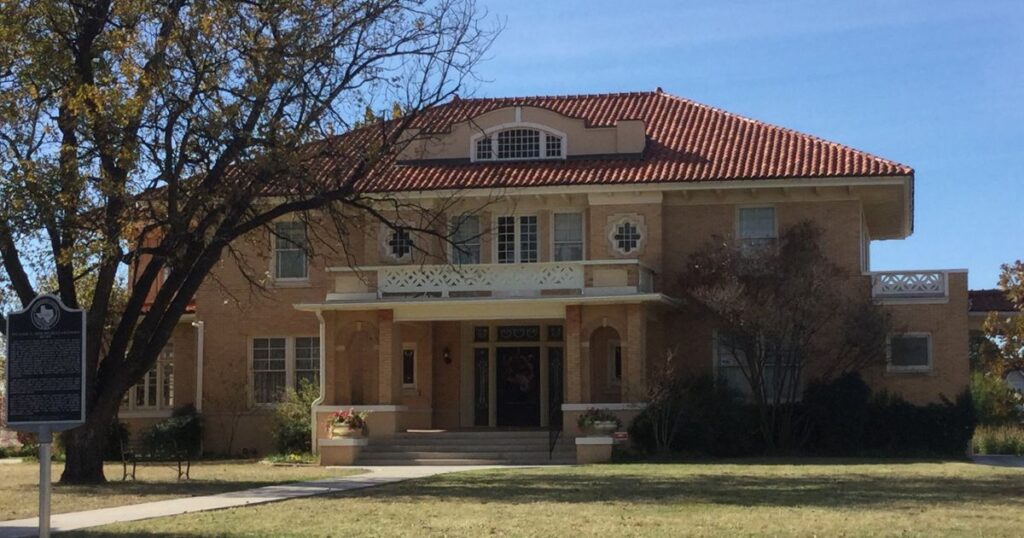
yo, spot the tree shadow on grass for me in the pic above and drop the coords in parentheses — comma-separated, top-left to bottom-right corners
(52, 479, 293, 500)
(345, 465, 1024, 510)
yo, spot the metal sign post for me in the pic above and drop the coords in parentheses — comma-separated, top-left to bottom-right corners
(38, 427, 52, 538)
(4, 295, 87, 538)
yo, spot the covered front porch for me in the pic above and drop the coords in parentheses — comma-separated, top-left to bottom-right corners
(297, 296, 672, 453)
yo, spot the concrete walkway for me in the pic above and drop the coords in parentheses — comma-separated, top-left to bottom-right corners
(971, 455, 1024, 468)
(0, 465, 498, 537)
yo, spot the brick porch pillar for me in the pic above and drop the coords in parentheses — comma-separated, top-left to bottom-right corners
(322, 311, 337, 404)
(624, 303, 648, 401)
(377, 309, 400, 404)
(565, 304, 583, 403)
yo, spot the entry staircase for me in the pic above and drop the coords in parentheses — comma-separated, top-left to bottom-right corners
(354, 430, 577, 466)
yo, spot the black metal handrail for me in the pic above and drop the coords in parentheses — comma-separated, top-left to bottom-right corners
(548, 397, 562, 458)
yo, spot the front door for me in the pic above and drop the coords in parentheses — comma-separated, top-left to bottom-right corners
(496, 346, 541, 427)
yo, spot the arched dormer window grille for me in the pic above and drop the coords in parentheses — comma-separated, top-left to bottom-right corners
(473, 127, 564, 161)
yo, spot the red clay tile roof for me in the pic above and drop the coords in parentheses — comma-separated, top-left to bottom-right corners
(340, 90, 913, 193)
(970, 289, 1019, 313)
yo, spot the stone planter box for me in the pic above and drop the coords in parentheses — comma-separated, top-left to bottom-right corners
(575, 436, 614, 464)
(319, 438, 368, 466)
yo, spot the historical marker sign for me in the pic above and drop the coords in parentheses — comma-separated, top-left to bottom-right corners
(4, 294, 86, 430)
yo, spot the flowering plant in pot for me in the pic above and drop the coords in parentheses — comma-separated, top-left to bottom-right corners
(327, 408, 370, 438)
(576, 408, 622, 435)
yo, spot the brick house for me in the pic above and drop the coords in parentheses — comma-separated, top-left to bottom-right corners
(122, 90, 969, 461)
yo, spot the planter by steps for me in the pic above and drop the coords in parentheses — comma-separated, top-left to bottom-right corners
(575, 436, 613, 464)
(319, 438, 368, 466)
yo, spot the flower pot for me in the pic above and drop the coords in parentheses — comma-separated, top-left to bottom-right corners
(590, 420, 618, 435)
(330, 424, 364, 439)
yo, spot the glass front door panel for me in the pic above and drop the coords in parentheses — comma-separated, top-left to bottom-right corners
(496, 347, 541, 427)
(474, 348, 489, 426)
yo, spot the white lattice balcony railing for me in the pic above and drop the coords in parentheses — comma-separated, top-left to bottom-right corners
(327, 260, 655, 300)
(379, 262, 584, 297)
(870, 271, 948, 299)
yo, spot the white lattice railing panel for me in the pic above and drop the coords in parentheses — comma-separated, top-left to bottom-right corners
(378, 262, 585, 296)
(871, 271, 947, 298)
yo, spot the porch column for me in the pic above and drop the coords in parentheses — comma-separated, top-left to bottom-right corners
(565, 305, 583, 403)
(322, 311, 337, 404)
(377, 309, 400, 404)
(624, 304, 648, 401)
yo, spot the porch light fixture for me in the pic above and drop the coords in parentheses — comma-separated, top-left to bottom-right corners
(442, 346, 452, 364)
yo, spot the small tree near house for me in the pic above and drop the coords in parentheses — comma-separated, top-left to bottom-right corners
(679, 221, 891, 453)
(982, 261, 1024, 377)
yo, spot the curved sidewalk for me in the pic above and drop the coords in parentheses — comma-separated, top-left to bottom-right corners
(0, 465, 497, 537)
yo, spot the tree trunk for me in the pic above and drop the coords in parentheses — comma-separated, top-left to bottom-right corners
(60, 418, 109, 484)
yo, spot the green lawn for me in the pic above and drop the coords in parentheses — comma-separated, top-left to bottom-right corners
(0, 460, 363, 521)
(65, 459, 1024, 537)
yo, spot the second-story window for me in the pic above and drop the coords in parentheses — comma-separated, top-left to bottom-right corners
(273, 221, 308, 280)
(450, 215, 481, 265)
(387, 228, 413, 260)
(607, 214, 646, 256)
(497, 215, 538, 264)
(738, 207, 777, 252)
(553, 212, 583, 261)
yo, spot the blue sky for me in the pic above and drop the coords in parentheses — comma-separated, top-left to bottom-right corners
(472, 0, 1023, 288)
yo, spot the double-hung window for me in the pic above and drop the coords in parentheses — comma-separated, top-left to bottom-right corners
(738, 207, 777, 253)
(888, 334, 931, 373)
(124, 342, 175, 412)
(253, 338, 288, 404)
(450, 215, 481, 265)
(496, 215, 538, 264)
(252, 336, 321, 404)
(553, 212, 584, 261)
(294, 337, 321, 389)
(715, 331, 799, 403)
(273, 222, 308, 280)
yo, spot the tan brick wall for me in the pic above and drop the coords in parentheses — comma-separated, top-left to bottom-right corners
(177, 188, 964, 453)
(862, 272, 970, 404)
(431, 321, 463, 429)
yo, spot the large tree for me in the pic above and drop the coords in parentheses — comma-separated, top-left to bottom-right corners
(679, 221, 891, 452)
(0, 0, 495, 483)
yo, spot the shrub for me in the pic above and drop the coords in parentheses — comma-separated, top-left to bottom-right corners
(972, 425, 1024, 455)
(970, 372, 1022, 426)
(271, 379, 320, 455)
(629, 374, 758, 457)
(141, 404, 203, 456)
(864, 390, 975, 458)
(802, 373, 872, 455)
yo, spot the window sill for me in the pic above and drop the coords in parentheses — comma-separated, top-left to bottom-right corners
(272, 279, 312, 289)
(119, 409, 174, 419)
(885, 367, 934, 376)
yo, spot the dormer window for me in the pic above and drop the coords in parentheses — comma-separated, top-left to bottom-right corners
(473, 127, 565, 161)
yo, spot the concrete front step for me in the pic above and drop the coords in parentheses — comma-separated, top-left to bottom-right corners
(364, 448, 577, 457)
(391, 433, 553, 441)
(368, 443, 572, 451)
(357, 457, 576, 466)
(354, 430, 578, 465)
